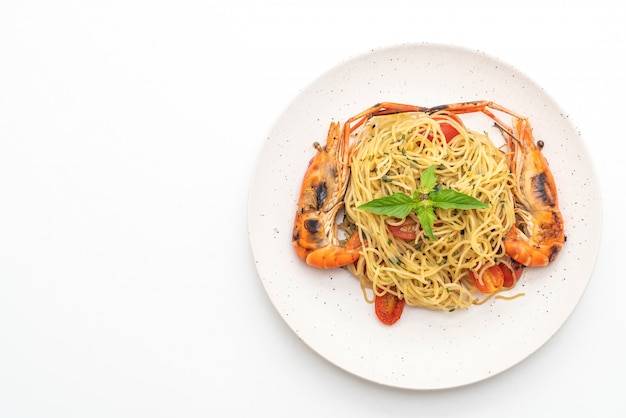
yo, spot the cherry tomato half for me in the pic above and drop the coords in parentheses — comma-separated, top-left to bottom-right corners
(375, 288, 405, 325)
(432, 114, 463, 143)
(387, 218, 419, 240)
(501, 261, 525, 288)
(500, 265, 515, 288)
(469, 265, 504, 294)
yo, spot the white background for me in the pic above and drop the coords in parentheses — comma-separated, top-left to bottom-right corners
(0, 1, 623, 417)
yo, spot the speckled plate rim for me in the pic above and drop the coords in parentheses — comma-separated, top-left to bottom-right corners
(247, 42, 602, 390)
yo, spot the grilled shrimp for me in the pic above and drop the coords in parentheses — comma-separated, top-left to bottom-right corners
(431, 101, 565, 266)
(292, 103, 427, 269)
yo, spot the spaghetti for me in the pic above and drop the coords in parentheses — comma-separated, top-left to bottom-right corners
(343, 111, 517, 311)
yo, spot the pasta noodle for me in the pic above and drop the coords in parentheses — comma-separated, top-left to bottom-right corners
(343, 111, 517, 311)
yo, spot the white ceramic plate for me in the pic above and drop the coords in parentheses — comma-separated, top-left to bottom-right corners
(247, 43, 601, 390)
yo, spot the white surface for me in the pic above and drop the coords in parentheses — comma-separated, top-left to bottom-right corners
(0, 0, 622, 416)
(249, 44, 601, 390)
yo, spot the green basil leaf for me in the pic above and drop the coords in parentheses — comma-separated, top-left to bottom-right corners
(430, 189, 489, 210)
(357, 192, 415, 218)
(419, 165, 437, 192)
(417, 205, 435, 240)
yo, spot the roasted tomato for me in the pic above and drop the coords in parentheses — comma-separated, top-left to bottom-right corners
(433, 114, 463, 143)
(387, 218, 419, 240)
(375, 288, 405, 325)
(501, 261, 525, 288)
(469, 265, 504, 294)
(500, 266, 516, 288)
